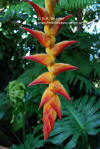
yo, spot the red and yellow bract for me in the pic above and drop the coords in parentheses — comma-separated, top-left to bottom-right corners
(22, 0, 78, 140)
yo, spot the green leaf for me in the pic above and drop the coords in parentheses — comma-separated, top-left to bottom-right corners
(11, 124, 44, 149)
(50, 96, 100, 149)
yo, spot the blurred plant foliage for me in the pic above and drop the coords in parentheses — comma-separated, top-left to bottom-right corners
(8, 80, 43, 132)
(0, 0, 20, 8)
(9, 80, 25, 103)
(0, 92, 9, 120)
(8, 80, 26, 131)
(0, 0, 44, 90)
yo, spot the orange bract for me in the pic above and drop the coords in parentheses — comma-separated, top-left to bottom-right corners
(50, 80, 71, 101)
(22, 0, 78, 140)
(28, 72, 54, 86)
(48, 63, 78, 75)
(39, 87, 54, 109)
(51, 40, 78, 57)
(23, 54, 53, 66)
(22, 28, 51, 47)
(26, 0, 50, 23)
(50, 15, 72, 35)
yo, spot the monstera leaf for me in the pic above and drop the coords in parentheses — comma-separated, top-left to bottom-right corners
(49, 95, 100, 149)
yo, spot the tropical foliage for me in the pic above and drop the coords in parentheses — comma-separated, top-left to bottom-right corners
(0, 0, 100, 149)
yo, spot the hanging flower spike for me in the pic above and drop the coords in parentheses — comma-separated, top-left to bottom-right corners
(22, 0, 79, 140)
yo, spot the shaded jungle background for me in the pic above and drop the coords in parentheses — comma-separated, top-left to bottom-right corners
(0, 0, 100, 149)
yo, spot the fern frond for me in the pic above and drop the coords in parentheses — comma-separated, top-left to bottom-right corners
(59, 0, 95, 10)
(32, 0, 44, 7)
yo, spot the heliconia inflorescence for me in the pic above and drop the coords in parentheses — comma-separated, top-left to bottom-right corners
(22, 0, 78, 140)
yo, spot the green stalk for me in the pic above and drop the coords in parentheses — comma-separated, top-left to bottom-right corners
(66, 104, 84, 130)
(22, 113, 26, 140)
(87, 144, 91, 149)
(82, 131, 91, 149)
